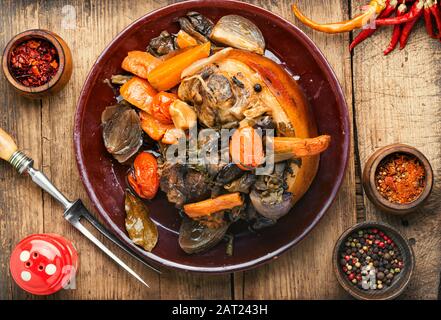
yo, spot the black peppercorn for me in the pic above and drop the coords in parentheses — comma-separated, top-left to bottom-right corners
(253, 83, 262, 92)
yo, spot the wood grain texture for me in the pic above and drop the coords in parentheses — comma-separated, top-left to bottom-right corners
(1, 0, 438, 300)
(351, 0, 441, 300)
(0, 0, 44, 300)
(235, 0, 357, 300)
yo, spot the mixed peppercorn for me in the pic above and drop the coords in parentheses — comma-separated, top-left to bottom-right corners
(339, 228, 404, 290)
(375, 153, 425, 204)
(9, 39, 59, 87)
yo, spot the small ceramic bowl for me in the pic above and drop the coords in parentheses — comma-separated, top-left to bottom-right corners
(2, 29, 72, 99)
(333, 222, 415, 300)
(362, 144, 433, 215)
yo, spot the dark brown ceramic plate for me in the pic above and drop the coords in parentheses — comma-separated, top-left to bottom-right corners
(74, 0, 350, 273)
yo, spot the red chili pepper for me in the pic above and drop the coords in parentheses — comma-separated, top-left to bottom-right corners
(424, 2, 436, 38)
(400, 2, 424, 48)
(384, 3, 407, 55)
(375, 0, 424, 25)
(429, 0, 441, 37)
(350, 0, 397, 51)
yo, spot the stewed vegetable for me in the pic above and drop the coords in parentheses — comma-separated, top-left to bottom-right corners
(125, 191, 158, 251)
(100, 11, 331, 255)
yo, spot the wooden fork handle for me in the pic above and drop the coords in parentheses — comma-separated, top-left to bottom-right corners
(0, 127, 18, 162)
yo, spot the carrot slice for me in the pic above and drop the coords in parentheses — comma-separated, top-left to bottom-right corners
(270, 135, 331, 162)
(121, 51, 162, 79)
(176, 30, 198, 48)
(184, 193, 244, 218)
(147, 42, 211, 91)
(140, 111, 174, 141)
(120, 77, 157, 113)
(230, 126, 265, 171)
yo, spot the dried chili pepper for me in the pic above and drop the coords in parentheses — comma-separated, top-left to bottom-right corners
(375, 153, 425, 204)
(375, 0, 424, 25)
(400, 2, 424, 48)
(424, 0, 436, 38)
(384, 3, 407, 54)
(9, 39, 59, 87)
(428, 0, 441, 37)
(350, 0, 397, 51)
(292, 0, 387, 34)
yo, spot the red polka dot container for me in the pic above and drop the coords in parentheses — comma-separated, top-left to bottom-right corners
(9, 233, 78, 295)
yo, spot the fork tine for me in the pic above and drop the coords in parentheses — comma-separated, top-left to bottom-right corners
(80, 208, 161, 274)
(70, 219, 150, 288)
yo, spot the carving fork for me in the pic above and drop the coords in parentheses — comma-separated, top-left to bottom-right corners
(0, 127, 160, 288)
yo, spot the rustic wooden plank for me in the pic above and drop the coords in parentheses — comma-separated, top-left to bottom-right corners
(34, 0, 231, 299)
(352, 0, 441, 299)
(0, 0, 44, 300)
(237, 0, 357, 299)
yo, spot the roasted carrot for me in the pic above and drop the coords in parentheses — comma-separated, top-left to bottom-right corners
(184, 193, 244, 218)
(139, 111, 174, 141)
(269, 135, 331, 162)
(147, 42, 211, 91)
(121, 51, 162, 79)
(120, 77, 157, 113)
(230, 126, 265, 171)
(176, 30, 198, 48)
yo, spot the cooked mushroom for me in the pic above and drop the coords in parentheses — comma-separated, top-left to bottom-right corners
(178, 11, 214, 44)
(215, 163, 244, 185)
(186, 11, 214, 36)
(101, 104, 143, 163)
(179, 217, 229, 254)
(178, 63, 253, 128)
(146, 30, 177, 57)
(159, 163, 211, 208)
(210, 15, 265, 54)
(224, 173, 256, 193)
(211, 163, 244, 196)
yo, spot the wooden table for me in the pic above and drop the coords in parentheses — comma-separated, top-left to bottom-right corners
(1, 0, 440, 300)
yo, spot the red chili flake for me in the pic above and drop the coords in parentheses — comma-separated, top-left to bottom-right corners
(375, 153, 426, 204)
(9, 39, 59, 87)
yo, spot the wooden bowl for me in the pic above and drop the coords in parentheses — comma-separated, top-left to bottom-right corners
(2, 29, 72, 99)
(333, 222, 415, 300)
(74, 0, 350, 272)
(362, 144, 433, 215)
